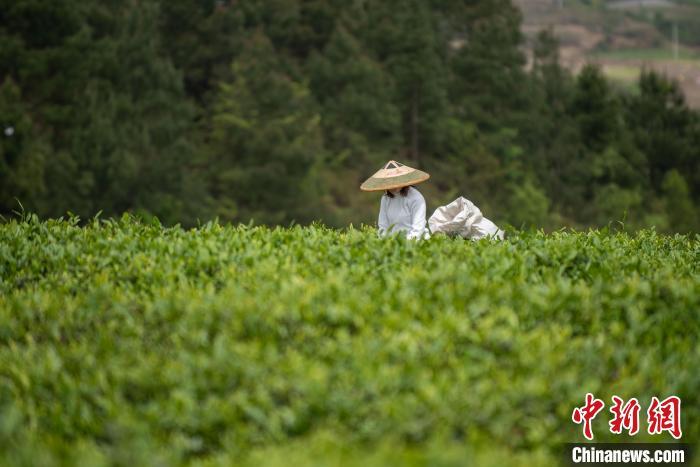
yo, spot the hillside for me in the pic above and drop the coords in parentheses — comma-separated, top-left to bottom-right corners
(515, 0, 700, 106)
(3, 1, 699, 232)
(1, 216, 698, 465)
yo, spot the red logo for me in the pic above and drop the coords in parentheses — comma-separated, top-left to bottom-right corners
(572, 394, 682, 440)
(572, 393, 605, 440)
(609, 396, 641, 435)
(647, 396, 682, 439)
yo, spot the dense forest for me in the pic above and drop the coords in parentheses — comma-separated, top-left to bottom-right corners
(1, 0, 698, 232)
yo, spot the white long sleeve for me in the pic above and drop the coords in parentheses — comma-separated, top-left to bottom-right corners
(378, 195, 390, 236)
(406, 194, 428, 240)
(376, 187, 430, 240)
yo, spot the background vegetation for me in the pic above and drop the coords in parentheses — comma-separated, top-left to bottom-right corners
(1, 216, 698, 465)
(0, 0, 699, 232)
(516, 0, 700, 106)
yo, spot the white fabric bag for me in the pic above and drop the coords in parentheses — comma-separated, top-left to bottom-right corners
(428, 196, 504, 240)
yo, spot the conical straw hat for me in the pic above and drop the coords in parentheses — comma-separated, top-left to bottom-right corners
(360, 160, 430, 192)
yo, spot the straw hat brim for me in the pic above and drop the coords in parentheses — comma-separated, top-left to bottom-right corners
(360, 169, 430, 192)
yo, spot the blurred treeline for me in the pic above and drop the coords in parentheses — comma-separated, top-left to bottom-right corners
(1, 0, 698, 232)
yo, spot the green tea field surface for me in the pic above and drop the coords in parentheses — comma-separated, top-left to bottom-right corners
(1, 216, 698, 466)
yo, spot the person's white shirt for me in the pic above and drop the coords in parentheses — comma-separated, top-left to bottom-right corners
(377, 186, 430, 240)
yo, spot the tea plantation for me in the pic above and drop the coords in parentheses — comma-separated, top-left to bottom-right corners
(1, 215, 698, 466)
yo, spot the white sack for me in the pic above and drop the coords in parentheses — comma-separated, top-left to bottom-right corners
(428, 196, 504, 240)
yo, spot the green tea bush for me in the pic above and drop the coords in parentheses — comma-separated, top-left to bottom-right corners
(0, 215, 698, 466)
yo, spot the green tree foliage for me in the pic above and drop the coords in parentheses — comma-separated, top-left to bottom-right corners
(0, 0, 698, 232)
(244, 0, 342, 60)
(571, 65, 619, 153)
(0, 0, 204, 224)
(626, 70, 700, 197)
(526, 30, 579, 221)
(662, 169, 698, 234)
(209, 32, 324, 225)
(0, 80, 48, 212)
(447, 0, 529, 131)
(158, 0, 245, 103)
(308, 24, 400, 167)
(60, 1, 203, 224)
(551, 65, 650, 227)
(0, 0, 87, 130)
(362, 0, 448, 163)
(427, 120, 504, 212)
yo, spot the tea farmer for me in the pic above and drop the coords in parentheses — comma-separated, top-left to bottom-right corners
(360, 160, 430, 240)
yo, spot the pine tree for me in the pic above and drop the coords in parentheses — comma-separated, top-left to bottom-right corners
(362, 0, 448, 163)
(209, 31, 325, 225)
(54, 0, 203, 224)
(158, 0, 245, 104)
(527, 29, 579, 218)
(662, 169, 698, 233)
(571, 65, 619, 153)
(626, 70, 699, 197)
(568, 65, 649, 225)
(0, 0, 205, 224)
(447, 0, 529, 131)
(308, 23, 400, 168)
(0, 79, 49, 215)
